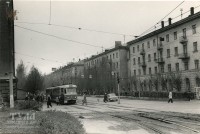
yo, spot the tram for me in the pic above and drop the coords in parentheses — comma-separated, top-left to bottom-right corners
(46, 84, 77, 104)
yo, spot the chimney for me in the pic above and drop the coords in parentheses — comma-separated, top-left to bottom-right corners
(190, 7, 194, 15)
(168, 18, 172, 25)
(115, 41, 122, 48)
(161, 21, 164, 28)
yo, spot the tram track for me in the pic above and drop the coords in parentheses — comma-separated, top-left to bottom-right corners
(67, 102, 200, 134)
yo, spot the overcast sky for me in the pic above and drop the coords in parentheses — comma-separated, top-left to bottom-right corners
(14, 0, 200, 75)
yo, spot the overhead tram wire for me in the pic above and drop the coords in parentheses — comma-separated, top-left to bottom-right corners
(172, 4, 200, 21)
(139, 1, 185, 37)
(15, 22, 135, 37)
(15, 52, 66, 64)
(15, 25, 102, 48)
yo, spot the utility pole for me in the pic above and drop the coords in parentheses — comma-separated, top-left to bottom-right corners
(6, 0, 15, 108)
(117, 74, 120, 104)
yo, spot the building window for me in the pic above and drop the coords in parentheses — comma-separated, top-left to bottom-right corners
(137, 45, 139, 52)
(138, 57, 140, 64)
(153, 39, 156, 46)
(148, 54, 151, 62)
(167, 49, 170, 58)
(149, 68, 152, 75)
(176, 63, 179, 71)
(134, 70, 136, 75)
(195, 60, 199, 69)
(142, 43, 144, 49)
(193, 42, 198, 52)
(113, 53, 115, 59)
(192, 24, 196, 34)
(155, 67, 157, 74)
(116, 52, 118, 58)
(154, 53, 156, 61)
(174, 47, 178, 56)
(168, 64, 171, 72)
(147, 41, 150, 48)
(116, 62, 118, 68)
(133, 47, 135, 53)
(166, 34, 169, 42)
(184, 62, 189, 70)
(174, 31, 177, 40)
(133, 58, 135, 65)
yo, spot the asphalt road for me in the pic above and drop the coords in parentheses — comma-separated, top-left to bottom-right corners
(43, 96, 200, 134)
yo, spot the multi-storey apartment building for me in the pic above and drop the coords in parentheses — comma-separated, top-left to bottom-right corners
(127, 7, 200, 95)
(44, 60, 84, 93)
(84, 41, 128, 95)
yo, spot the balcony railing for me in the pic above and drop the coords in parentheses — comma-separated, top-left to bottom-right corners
(179, 36, 188, 44)
(140, 49, 145, 55)
(178, 53, 190, 59)
(156, 58, 165, 63)
(157, 43, 163, 50)
(139, 62, 146, 67)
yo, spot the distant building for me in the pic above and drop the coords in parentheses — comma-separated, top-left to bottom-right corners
(44, 60, 84, 93)
(127, 7, 200, 96)
(0, 0, 16, 102)
(84, 41, 128, 95)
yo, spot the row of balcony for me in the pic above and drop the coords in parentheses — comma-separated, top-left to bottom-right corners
(140, 37, 187, 54)
(137, 53, 190, 66)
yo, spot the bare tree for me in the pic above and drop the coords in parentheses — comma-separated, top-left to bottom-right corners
(160, 74, 167, 91)
(151, 74, 159, 91)
(170, 72, 182, 91)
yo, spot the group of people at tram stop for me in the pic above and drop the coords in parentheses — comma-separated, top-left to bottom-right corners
(25, 92, 45, 103)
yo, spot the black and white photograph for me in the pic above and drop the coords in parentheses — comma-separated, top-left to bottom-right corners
(0, 0, 200, 134)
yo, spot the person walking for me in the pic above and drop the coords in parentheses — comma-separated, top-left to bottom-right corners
(56, 96, 59, 105)
(168, 91, 173, 103)
(104, 93, 108, 103)
(82, 92, 87, 105)
(47, 94, 52, 108)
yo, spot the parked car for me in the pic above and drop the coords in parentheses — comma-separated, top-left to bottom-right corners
(107, 93, 118, 102)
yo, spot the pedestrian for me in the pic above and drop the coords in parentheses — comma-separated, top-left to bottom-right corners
(25, 94, 28, 101)
(60, 93, 64, 105)
(168, 91, 173, 103)
(47, 94, 52, 108)
(82, 92, 87, 105)
(56, 96, 59, 105)
(0, 94, 4, 107)
(104, 93, 108, 103)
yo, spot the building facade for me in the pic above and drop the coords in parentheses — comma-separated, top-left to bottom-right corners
(127, 7, 200, 96)
(84, 41, 128, 95)
(0, 0, 16, 101)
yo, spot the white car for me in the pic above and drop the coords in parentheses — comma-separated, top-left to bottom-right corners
(107, 93, 118, 102)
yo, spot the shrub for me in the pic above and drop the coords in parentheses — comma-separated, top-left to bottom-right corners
(16, 100, 42, 111)
(36, 110, 85, 134)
